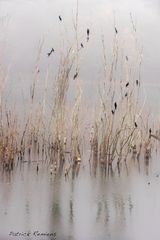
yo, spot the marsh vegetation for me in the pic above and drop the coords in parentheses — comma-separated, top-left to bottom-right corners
(0, 11, 158, 179)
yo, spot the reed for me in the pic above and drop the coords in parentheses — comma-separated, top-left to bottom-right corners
(0, 16, 156, 177)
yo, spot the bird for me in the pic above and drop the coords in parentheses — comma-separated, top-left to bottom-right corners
(115, 27, 118, 34)
(87, 28, 90, 41)
(114, 102, 117, 110)
(59, 15, 62, 21)
(136, 80, 139, 86)
(47, 48, 54, 57)
(73, 72, 78, 80)
(125, 82, 129, 87)
(125, 93, 128, 97)
(149, 128, 152, 138)
(81, 43, 84, 48)
(134, 122, 138, 128)
(111, 110, 114, 115)
(36, 164, 39, 173)
(126, 56, 128, 61)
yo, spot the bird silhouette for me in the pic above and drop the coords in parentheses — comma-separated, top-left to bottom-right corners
(114, 102, 117, 110)
(149, 128, 152, 138)
(125, 93, 128, 97)
(115, 27, 118, 34)
(47, 48, 54, 57)
(87, 28, 90, 41)
(111, 110, 114, 115)
(126, 56, 128, 61)
(81, 43, 84, 48)
(59, 15, 62, 21)
(73, 72, 78, 80)
(125, 82, 129, 87)
(134, 122, 138, 128)
(136, 80, 139, 86)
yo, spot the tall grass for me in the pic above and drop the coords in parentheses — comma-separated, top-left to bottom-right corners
(0, 17, 156, 177)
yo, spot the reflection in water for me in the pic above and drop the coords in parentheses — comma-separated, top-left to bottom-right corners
(0, 155, 160, 240)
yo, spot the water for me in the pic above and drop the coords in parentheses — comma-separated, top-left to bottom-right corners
(1, 155, 160, 240)
(1, 0, 160, 239)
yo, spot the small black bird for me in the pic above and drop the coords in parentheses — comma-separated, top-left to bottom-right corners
(125, 82, 129, 87)
(126, 56, 128, 61)
(149, 128, 152, 138)
(115, 27, 118, 34)
(47, 48, 54, 57)
(36, 164, 39, 173)
(87, 28, 90, 41)
(114, 102, 117, 110)
(81, 43, 84, 48)
(134, 122, 138, 128)
(136, 80, 139, 86)
(59, 15, 62, 21)
(111, 110, 114, 115)
(125, 93, 128, 97)
(73, 72, 78, 80)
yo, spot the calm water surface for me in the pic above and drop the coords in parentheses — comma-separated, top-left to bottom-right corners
(1, 155, 160, 240)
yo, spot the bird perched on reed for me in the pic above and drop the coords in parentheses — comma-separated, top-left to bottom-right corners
(149, 128, 152, 138)
(59, 15, 62, 21)
(136, 80, 139, 86)
(111, 110, 114, 115)
(87, 28, 90, 41)
(115, 27, 118, 34)
(47, 48, 54, 57)
(134, 122, 138, 128)
(81, 43, 84, 48)
(114, 102, 117, 110)
(73, 72, 78, 80)
(125, 82, 129, 87)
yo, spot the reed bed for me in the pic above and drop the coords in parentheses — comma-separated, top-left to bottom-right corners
(0, 19, 157, 178)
